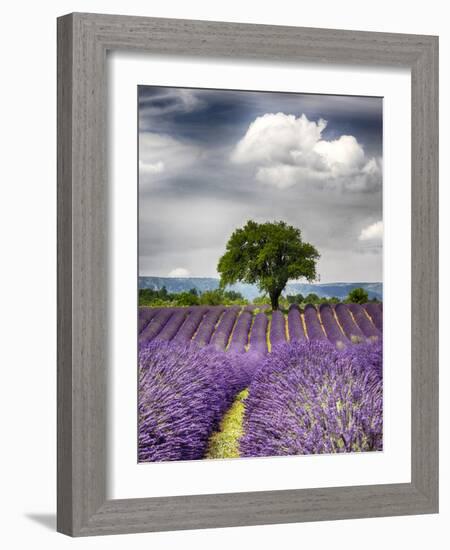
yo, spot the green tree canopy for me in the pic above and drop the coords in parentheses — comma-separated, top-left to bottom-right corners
(175, 291, 200, 306)
(223, 290, 245, 301)
(252, 294, 271, 306)
(199, 289, 225, 306)
(287, 293, 305, 305)
(304, 292, 320, 304)
(217, 220, 319, 310)
(346, 287, 369, 304)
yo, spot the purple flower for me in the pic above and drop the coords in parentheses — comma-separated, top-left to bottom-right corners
(343, 339, 383, 379)
(153, 309, 187, 342)
(139, 308, 175, 346)
(138, 307, 160, 334)
(172, 307, 207, 344)
(347, 303, 381, 340)
(248, 312, 268, 355)
(210, 308, 239, 351)
(240, 340, 382, 457)
(304, 305, 327, 341)
(270, 310, 287, 347)
(288, 305, 307, 343)
(335, 304, 366, 343)
(138, 341, 248, 462)
(319, 304, 349, 348)
(228, 311, 253, 353)
(192, 307, 224, 347)
(364, 303, 383, 332)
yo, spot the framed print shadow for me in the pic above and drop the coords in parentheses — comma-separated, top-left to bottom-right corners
(57, 13, 438, 536)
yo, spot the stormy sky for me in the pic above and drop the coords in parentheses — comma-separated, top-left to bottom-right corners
(138, 86, 383, 283)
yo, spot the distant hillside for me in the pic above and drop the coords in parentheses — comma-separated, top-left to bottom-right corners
(139, 277, 382, 301)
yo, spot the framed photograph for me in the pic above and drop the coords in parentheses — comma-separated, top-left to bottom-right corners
(57, 13, 438, 536)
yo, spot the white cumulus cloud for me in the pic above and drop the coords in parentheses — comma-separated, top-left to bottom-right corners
(231, 112, 381, 191)
(359, 220, 383, 241)
(314, 135, 365, 175)
(232, 113, 326, 166)
(168, 267, 190, 277)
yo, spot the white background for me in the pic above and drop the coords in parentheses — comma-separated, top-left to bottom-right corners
(109, 54, 411, 498)
(0, 1, 447, 548)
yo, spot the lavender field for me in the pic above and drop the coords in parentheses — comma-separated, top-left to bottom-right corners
(138, 303, 383, 462)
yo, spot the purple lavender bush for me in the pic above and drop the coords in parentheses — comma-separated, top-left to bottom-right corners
(210, 308, 239, 351)
(347, 303, 381, 340)
(319, 304, 349, 348)
(335, 303, 366, 343)
(153, 309, 187, 342)
(364, 302, 383, 332)
(228, 311, 253, 353)
(240, 341, 382, 457)
(193, 307, 224, 347)
(270, 310, 287, 347)
(248, 312, 268, 356)
(304, 305, 327, 341)
(138, 307, 160, 334)
(139, 308, 175, 346)
(288, 305, 307, 343)
(344, 339, 383, 379)
(172, 307, 207, 344)
(138, 341, 247, 462)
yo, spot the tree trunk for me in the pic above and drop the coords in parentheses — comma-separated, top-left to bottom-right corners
(270, 290, 281, 310)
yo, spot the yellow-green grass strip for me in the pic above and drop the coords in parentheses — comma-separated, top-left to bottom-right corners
(245, 313, 256, 351)
(317, 306, 328, 337)
(348, 309, 361, 333)
(301, 311, 309, 340)
(332, 306, 347, 338)
(266, 316, 272, 352)
(362, 306, 379, 330)
(225, 310, 241, 351)
(206, 389, 249, 459)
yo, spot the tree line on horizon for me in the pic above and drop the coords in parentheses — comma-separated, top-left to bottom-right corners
(139, 286, 379, 309)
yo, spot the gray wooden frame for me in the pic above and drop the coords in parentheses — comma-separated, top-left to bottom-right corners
(57, 12, 438, 537)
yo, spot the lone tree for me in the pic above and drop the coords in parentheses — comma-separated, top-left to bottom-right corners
(217, 220, 319, 310)
(346, 287, 369, 304)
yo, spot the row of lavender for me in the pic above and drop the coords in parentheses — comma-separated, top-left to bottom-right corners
(139, 302, 382, 352)
(139, 339, 383, 462)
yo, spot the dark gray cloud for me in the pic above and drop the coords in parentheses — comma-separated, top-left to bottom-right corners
(138, 86, 382, 282)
